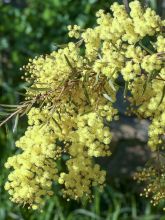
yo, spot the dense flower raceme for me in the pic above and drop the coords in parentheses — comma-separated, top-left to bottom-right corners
(4, 0, 165, 210)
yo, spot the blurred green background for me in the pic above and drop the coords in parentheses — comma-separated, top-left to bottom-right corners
(0, 0, 165, 219)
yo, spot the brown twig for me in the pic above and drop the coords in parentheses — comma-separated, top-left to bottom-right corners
(0, 107, 23, 127)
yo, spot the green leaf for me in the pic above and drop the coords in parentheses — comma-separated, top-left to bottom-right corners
(75, 39, 83, 47)
(109, 79, 116, 91)
(64, 54, 75, 72)
(124, 81, 128, 98)
(139, 41, 153, 54)
(80, 110, 93, 116)
(0, 104, 20, 108)
(1, 108, 17, 112)
(53, 43, 68, 49)
(13, 114, 19, 133)
(142, 72, 152, 95)
(103, 93, 113, 102)
(158, 85, 165, 107)
(0, 112, 10, 117)
(142, 71, 160, 95)
(93, 72, 99, 86)
(83, 84, 91, 105)
(83, 72, 90, 83)
(52, 117, 62, 131)
(74, 209, 103, 220)
(35, 82, 49, 85)
(27, 87, 50, 92)
(20, 103, 33, 117)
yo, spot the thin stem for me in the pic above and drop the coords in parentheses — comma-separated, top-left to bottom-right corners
(155, 77, 165, 82)
(0, 108, 22, 127)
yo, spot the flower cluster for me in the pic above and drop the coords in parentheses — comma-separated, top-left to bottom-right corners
(4, 0, 165, 210)
(134, 164, 165, 208)
(5, 122, 59, 210)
